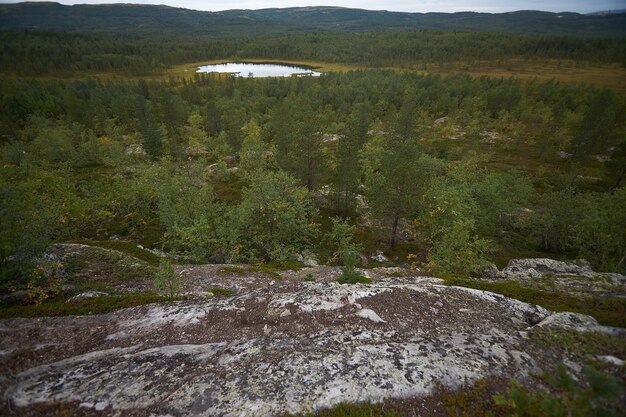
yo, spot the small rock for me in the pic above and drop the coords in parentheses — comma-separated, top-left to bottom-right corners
(300, 251, 319, 267)
(125, 144, 147, 157)
(371, 250, 388, 263)
(60, 284, 76, 292)
(480, 263, 499, 278)
(356, 308, 386, 323)
(223, 153, 238, 164)
(208, 254, 226, 264)
(67, 291, 109, 302)
(533, 312, 620, 334)
(555, 151, 572, 159)
(500, 258, 594, 279)
(0, 290, 29, 306)
(321, 133, 340, 143)
(596, 355, 624, 366)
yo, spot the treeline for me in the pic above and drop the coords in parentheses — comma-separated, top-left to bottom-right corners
(1, 30, 625, 76)
(1, 71, 625, 289)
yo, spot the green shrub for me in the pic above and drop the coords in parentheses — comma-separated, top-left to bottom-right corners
(153, 259, 180, 297)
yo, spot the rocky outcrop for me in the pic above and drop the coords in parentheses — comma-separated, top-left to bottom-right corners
(534, 311, 624, 335)
(499, 258, 595, 279)
(2, 276, 620, 417)
(370, 250, 388, 263)
(493, 258, 626, 298)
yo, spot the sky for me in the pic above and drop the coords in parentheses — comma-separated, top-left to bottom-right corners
(1, 0, 625, 14)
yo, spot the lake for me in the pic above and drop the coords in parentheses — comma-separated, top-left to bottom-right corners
(196, 62, 321, 78)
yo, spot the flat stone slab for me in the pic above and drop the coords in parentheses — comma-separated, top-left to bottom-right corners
(0, 277, 619, 416)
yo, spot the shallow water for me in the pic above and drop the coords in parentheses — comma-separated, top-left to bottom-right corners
(196, 62, 321, 78)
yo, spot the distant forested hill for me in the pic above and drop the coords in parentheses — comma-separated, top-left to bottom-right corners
(1, 2, 625, 37)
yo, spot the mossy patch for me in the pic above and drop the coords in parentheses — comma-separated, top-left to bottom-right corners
(63, 245, 156, 287)
(528, 328, 626, 361)
(337, 270, 372, 285)
(209, 287, 235, 297)
(69, 239, 163, 266)
(248, 264, 282, 279)
(218, 266, 246, 275)
(442, 277, 626, 327)
(0, 292, 179, 319)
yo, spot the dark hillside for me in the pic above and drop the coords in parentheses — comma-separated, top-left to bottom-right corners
(1, 2, 626, 37)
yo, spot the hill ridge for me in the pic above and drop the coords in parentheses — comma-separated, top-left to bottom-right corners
(1, 2, 625, 37)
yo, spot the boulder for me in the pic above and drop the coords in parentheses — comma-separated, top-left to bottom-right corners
(480, 263, 499, 278)
(67, 291, 109, 302)
(370, 250, 388, 263)
(208, 254, 226, 264)
(534, 311, 624, 335)
(0, 290, 28, 306)
(499, 258, 594, 279)
(125, 144, 147, 156)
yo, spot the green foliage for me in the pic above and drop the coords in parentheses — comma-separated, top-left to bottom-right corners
(426, 218, 494, 276)
(417, 158, 530, 275)
(153, 259, 180, 297)
(26, 261, 63, 305)
(155, 160, 233, 263)
(273, 97, 325, 191)
(362, 103, 445, 248)
(239, 119, 274, 174)
(525, 188, 626, 272)
(335, 103, 369, 215)
(570, 189, 626, 272)
(0, 163, 86, 286)
(326, 217, 369, 284)
(234, 170, 315, 261)
(0, 64, 624, 288)
(494, 364, 625, 417)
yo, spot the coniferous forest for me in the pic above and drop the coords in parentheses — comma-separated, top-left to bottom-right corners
(2, 49, 625, 284)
